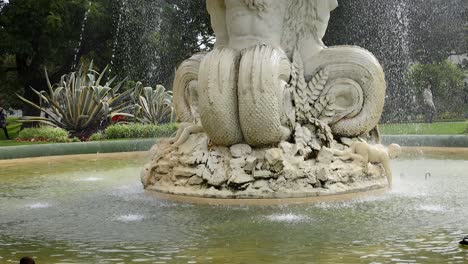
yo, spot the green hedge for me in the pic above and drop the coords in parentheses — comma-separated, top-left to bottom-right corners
(91, 123, 178, 140)
(17, 127, 78, 143)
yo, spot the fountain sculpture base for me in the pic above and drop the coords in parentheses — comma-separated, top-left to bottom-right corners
(142, 133, 389, 200)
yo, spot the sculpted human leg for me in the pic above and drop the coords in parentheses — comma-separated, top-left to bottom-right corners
(167, 124, 204, 152)
(238, 45, 291, 146)
(198, 47, 244, 146)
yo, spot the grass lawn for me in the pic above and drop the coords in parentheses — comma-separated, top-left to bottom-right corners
(0, 117, 50, 147)
(380, 121, 468, 135)
(0, 117, 22, 140)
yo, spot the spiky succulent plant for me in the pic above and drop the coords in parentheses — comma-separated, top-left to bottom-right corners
(131, 82, 175, 125)
(17, 62, 133, 137)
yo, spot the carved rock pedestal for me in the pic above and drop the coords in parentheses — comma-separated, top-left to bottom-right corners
(142, 133, 388, 199)
(143, 0, 395, 201)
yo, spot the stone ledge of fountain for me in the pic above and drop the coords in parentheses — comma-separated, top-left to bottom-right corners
(141, 133, 391, 202)
(0, 135, 466, 160)
(147, 179, 387, 200)
(146, 186, 389, 206)
(382, 135, 468, 148)
(0, 138, 159, 160)
(0, 152, 148, 166)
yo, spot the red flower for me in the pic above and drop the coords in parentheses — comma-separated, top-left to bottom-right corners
(111, 115, 126, 123)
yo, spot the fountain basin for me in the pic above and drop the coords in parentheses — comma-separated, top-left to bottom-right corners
(0, 149, 467, 263)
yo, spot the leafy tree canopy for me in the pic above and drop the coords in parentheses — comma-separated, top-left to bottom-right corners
(0, 0, 114, 113)
(112, 0, 213, 88)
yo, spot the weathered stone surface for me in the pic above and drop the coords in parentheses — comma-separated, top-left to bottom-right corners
(279, 141, 298, 156)
(255, 161, 264, 170)
(230, 144, 252, 158)
(264, 148, 284, 172)
(300, 159, 316, 170)
(202, 168, 227, 187)
(244, 155, 257, 172)
(277, 176, 286, 183)
(188, 176, 204, 186)
(180, 149, 207, 165)
(304, 174, 317, 185)
(143, 131, 390, 199)
(261, 162, 270, 171)
(317, 147, 334, 164)
(325, 182, 347, 192)
(340, 137, 357, 147)
(326, 170, 343, 183)
(179, 133, 208, 155)
(196, 165, 206, 177)
(270, 162, 284, 173)
(229, 170, 255, 185)
(155, 161, 171, 174)
(179, 155, 197, 165)
(175, 178, 189, 186)
(317, 166, 331, 182)
(252, 180, 269, 190)
(330, 159, 348, 171)
(265, 148, 283, 165)
(283, 164, 304, 180)
(173, 167, 198, 177)
(253, 170, 273, 179)
(294, 124, 313, 156)
(331, 140, 346, 151)
(230, 158, 246, 169)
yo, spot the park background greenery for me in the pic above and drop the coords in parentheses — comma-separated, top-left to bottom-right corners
(0, 0, 467, 144)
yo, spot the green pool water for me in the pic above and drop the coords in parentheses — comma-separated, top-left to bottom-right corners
(0, 154, 467, 263)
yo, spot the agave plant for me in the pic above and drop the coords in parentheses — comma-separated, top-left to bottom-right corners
(131, 82, 176, 125)
(17, 62, 133, 137)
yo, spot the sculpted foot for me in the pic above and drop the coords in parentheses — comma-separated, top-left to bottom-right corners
(164, 124, 204, 154)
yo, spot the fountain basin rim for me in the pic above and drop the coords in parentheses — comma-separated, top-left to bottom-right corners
(400, 147, 468, 156)
(0, 146, 466, 165)
(0, 136, 466, 160)
(0, 138, 159, 160)
(0, 151, 149, 166)
(382, 135, 468, 148)
(145, 187, 389, 206)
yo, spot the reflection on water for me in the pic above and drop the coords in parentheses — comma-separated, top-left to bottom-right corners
(0, 155, 467, 263)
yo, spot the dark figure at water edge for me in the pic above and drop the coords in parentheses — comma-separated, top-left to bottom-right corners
(20, 256, 36, 264)
(0, 101, 10, 140)
(460, 235, 468, 246)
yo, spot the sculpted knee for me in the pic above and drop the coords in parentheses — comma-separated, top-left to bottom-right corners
(238, 44, 291, 146)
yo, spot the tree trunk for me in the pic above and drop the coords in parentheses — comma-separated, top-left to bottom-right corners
(16, 53, 46, 126)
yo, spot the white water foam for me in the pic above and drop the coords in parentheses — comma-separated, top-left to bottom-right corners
(26, 202, 51, 209)
(417, 204, 445, 213)
(265, 213, 308, 223)
(76, 177, 103, 182)
(115, 214, 144, 222)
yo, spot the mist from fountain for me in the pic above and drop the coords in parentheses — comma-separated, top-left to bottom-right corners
(108, 0, 163, 85)
(325, 0, 466, 122)
(71, 1, 92, 71)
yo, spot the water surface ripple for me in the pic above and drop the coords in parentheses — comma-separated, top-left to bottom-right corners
(0, 156, 467, 263)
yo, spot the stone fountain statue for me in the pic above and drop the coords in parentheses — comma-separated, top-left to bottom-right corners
(142, 0, 398, 200)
